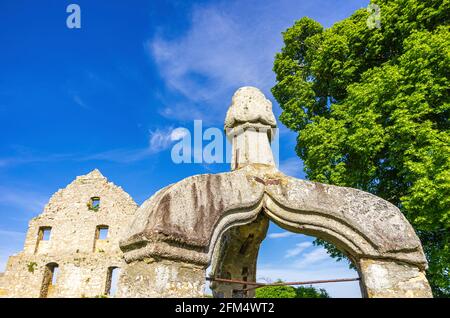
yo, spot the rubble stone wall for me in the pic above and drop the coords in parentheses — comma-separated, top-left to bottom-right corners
(1, 169, 137, 298)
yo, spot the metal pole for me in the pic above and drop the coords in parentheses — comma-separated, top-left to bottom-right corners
(206, 276, 361, 292)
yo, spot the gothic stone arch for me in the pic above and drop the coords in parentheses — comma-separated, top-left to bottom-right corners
(116, 87, 432, 298)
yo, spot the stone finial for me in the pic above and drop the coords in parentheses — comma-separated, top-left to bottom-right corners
(224, 87, 277, 170)
(224, 86, 277, 130)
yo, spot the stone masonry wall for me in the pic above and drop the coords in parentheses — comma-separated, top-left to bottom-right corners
(0, 273, 6, 297)
(1, 169, 137, 298)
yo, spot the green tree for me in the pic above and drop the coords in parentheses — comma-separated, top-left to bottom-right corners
(255, 280, 330, 298)
(272, 0, 449, 297)
(255, 285, 297, 298)
(295, 286, 330, 298)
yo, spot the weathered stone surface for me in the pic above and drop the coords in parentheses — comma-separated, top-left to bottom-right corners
(119, 87, 432, 298)
(263, 174, 427, 268)
(224, 86, 276, 129)
(121, 169, 265, 265)
(227, 123, 276, 170)
(1, 169, 137, 298)
(210, 213, 269, 298)
(121, 162, 427, 268)
(359, 259, 432, 298)
(2, 86, 433, 298)
(116, 258, 205, 298)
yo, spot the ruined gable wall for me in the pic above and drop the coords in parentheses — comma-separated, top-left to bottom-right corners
(2, 170, 138, 298)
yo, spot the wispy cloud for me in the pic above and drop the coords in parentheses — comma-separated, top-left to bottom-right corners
(148, 0, 367, 123)
(257, 265, 361, 298)
(257, 240, 360, 297)
(72, 94, 88, 109)
(285, 242, 313, 258)
(80, 127, 179, 163)
(0, 153, 74, 168)
(149, 127, 178, 153)
(147, 1, 290, 122)
(0, 127, 182, 167)
(0, 229, 26, 241)
(292, 247, 330, 269)
(267, 231, 296, 239)
(0, 185, 48, 214)
(158, 102, 212, 123)
(149, 4, 273, 103)
(170, 127, 189, 141)
(68, 90, 90, 110)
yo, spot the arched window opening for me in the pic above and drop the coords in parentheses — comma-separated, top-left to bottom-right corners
(105, 267, 120, 297)
(40, 263, 59, 298)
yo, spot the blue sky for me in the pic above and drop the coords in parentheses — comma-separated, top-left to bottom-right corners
(0, 0, 369, 297)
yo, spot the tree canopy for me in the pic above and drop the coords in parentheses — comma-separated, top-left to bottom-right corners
(255, 281, 330, 298)
(272, 0, 449, 297)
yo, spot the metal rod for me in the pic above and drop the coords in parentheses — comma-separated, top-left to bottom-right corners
(243, 277, 361, 292)
(206, 276, 361, 292)
(206, 277, 265, 286)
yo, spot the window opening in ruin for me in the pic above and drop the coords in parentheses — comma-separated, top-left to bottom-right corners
(97, 226, 109, 240)
(88, 197, 101, 211)
(42, 227, 51, 240)
(51, 266, 59, 285)
(40, 263, 59, 298)
(105, 267, 120, 297)
(34, 226, 52, 254)
(93, 225, 109, 252)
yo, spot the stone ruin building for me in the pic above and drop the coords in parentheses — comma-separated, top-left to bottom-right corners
(0, 169, 138, 297)
(0, 87, 432, 298)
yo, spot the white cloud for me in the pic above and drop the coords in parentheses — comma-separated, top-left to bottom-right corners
(267, 231, 295, 239)
(257, 242, 361, 297)
(79, 128, 176, 164)
(285, 242, 313, 258)
(68, 90, 90, 110)
(149, 5, 272, 104)
(158, 102, 211, 123)
(206, 243, 361, 297)
(292, 247, 331, 269)
(148, 127, 176, 152)
(257, 265, 362, 298)
(0, 126, 181, 167)
(0, 186, 48, 214)
(83, 127, 179, 163)
(170, 127, 189, 141)
(148, 0, 367, 123)
(72, 94, 88, 109)
(78, 147, 153, 163)
(148, 1, 290, 122)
